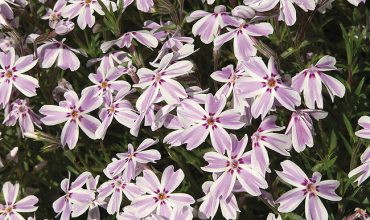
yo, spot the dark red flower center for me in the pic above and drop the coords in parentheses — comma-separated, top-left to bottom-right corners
(5, 70, 12, 78)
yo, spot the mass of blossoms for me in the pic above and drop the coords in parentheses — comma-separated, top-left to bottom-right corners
(0, 0, 369, 219)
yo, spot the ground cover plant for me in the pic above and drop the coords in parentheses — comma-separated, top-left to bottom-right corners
(0, 0, 370, 219)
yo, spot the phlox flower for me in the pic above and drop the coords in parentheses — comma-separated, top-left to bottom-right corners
(3, 98, 41, 137)
(134, 53, 193, 112)
(201, 134, 268, 199)
(348, 147, 370, 186)
(71, 175, 103, 219)
(291, 55, 345, 109)
(130, 165, 195, 218)
(214, 21, 273, 61)
(62, 0, 116, 29)
(251, 115, 291, 176)
(97, 171, 143, 215)
(41, 0, 66, 28)
(52, 172, 95, 220)
(95, 87, 138, 139)
(104, 138, 161, 179)
(246, 0, 316, 26)
(0, 182, 38, 219)
(285, 109, 328, 152)
(123, 0, 154, 12)
(178, 94, 244, 153)
(236, 57, 301, 119)
(83, 65, 130, 98)
(0, 48, 38, 107)
(101, 30, 158, 53)
(186, 5, 239, 44)
(355, 116, 370, 139)
(276, 160, 341, 220)
(198, 180, 240, 219)
(37, 39, 83, 71)
(211, 63, 250, 113)
(39, 89, 102, 149)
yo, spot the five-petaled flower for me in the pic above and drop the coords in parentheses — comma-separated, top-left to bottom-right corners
(236, 57, 301, 119)
(0, 48, 39, 108)
(134, 53, 193, 112)
(105, 138, 161, 180)
(178, 94, 244, 153)
(130, 165, 195, 218)
(0, 182, 39, 220)
(39, 90, 102, 149)
(202, 134, 268, 198)
(276, 160, 342, 220)
(292, 55, 345, 109)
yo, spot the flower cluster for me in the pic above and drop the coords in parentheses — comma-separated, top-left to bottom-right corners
(0, 0, 369, 218)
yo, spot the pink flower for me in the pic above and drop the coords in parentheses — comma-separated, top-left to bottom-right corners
(201, 134, 268, 199)
(101, 30, 158, 53)
(214, 21, 273, 61)
(37, 39, 82, 71)
(186, 5, 239, 44)
(236, 57, 301, 119)
(178, 94, 244, 153)
(246, 0, 316, 26)
(0, 182, 38, 219)
(348, 147, 370, 186)
(211, 63, 250, 113)
(198, 181, 240, 219)
(286, 109, 328, 152)
(39, 90, 102, 149)
(251, 116, 291, 176)
(3, 98, 42, 137)
(61, 0, 116, 29)
(131, 165, 195, 218)
(355, 116, 370, 139)
(123, 0, 154, 12)
(134, 53, 193, 112)
(83, 65, 130, 98)
(41, 0, 66, 28)
(52, 172, 94, 220)
(105, 138, 161, 179)
(97, 172, 143, 214)
(95, 87, 138, 139)
(276, 160, 341, 220)
(292, 55, 345, 109)
(0, 48, 39, 107)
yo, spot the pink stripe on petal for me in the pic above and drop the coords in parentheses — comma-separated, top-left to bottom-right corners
(61, 119, 79, 149)
(236, 167, 267, 196)
(276, 187, 306, 212)
(277, 160, 309, 187)
(161, 166, 184, 193)
(210, 126, 232, 154)
(305, 194, 328, 220)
